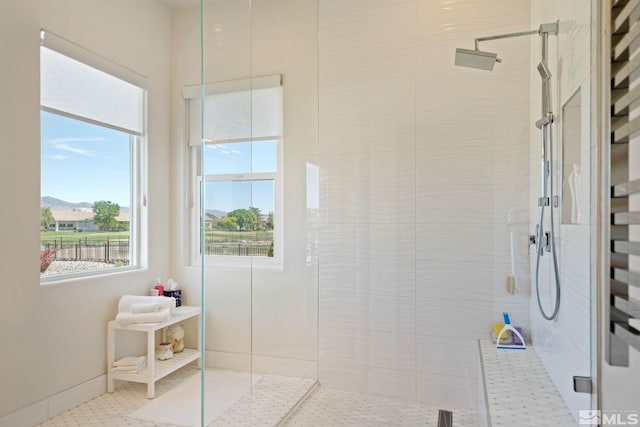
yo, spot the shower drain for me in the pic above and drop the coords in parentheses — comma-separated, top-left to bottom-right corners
(438, 409, 453, 427)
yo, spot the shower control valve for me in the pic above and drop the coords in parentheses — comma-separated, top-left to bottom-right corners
(543, 232, 551, 252)
(538, 197, 550, 207)
(528, 233, 537, 255)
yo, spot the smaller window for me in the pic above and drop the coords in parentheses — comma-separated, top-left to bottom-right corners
(184, 76, 283, 267)
(203, 141, 277, 258)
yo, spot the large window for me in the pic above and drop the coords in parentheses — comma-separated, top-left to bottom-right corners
(184, 76, 283, 266)
(40, 31, 146, 281)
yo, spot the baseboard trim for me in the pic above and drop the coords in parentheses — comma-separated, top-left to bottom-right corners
(0, 375, 106, 427)
(204, 350, 317, 379)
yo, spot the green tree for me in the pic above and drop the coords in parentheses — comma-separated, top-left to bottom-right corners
(249, 206, 263, 229)
(92, 201, 120, 231)
(41, 207, 54, 231)
(265, 212, 274, 230)
(217, 216, 238, 231)
(116, 221, 130, 231)
(227, 208, 257, 231)
(205, 213, 221, 229)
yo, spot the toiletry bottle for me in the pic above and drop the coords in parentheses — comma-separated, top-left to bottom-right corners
(154, 277, 164, 297)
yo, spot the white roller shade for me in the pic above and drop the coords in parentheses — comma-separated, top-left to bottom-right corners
(183, 75, 282, 145)
(40, 32, 145, 136)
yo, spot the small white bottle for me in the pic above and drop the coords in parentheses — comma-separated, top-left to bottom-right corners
(568, 163, 581, 224)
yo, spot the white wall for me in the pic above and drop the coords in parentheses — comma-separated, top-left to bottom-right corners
(529, 0, 593, 421)
(0, 0, 171, 419)
(318, 0, 531, 408)
(169, 0, 319, 377)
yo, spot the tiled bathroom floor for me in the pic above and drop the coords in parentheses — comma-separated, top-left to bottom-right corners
(284, 387, 480, 426)
(36, 365, 480, 426)
(36, 366, 196, 427)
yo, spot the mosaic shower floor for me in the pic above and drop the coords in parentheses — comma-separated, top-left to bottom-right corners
(284, 387, 479, 426)
(36, 364, 480, 426)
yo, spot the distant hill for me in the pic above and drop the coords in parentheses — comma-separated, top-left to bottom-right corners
(205, 209, 228, 217)
(41, 196, 129, 213)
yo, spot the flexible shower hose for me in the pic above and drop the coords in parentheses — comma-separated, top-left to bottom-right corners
(535, 117, 561, 321)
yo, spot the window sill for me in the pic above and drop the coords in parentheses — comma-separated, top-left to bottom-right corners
(40, 265, 144, 286)
(190, 256, 283, 272)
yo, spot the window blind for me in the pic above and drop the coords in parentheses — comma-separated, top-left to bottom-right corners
(40, 30, 146, 136)
(183, 75, 282, 146)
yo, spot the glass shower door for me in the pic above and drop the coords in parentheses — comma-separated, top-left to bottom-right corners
(198, 0, 319, 424)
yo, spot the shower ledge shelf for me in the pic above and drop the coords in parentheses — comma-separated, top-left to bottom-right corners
(107, 305, 202, 398)
(478, 340, 576, 426)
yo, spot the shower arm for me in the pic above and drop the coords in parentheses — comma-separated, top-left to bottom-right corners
(473, 22, 559, 51)
(474, 29, 538, 50)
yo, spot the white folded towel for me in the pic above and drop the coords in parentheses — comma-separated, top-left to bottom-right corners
(113, 356, 145, 367)
(117, 295, 175, 314)
(112, 356, 146, 373)
(112, 361, 146, 373)
(130, 302, 159, 314)
(115, 309, 171, 326)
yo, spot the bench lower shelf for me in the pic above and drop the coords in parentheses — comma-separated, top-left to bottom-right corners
(111, 348, 200, 384)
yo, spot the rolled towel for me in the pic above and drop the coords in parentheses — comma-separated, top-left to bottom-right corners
(130, 302, 159, 314)
(116, 309, 171, 326)
(113, 356, 145, 367)
(117, 295, 175, 314)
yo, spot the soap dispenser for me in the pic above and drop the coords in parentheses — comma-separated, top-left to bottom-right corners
(154, 277, 164, 297)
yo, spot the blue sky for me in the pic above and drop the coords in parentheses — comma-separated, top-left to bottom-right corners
(42, 111, 276, 214)
(203, 141, 276, 214)
(41, 111, 131, 207)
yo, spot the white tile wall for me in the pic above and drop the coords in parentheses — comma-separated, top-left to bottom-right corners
(416, 371, 479, 411)
(529, 1, 593, 422)
(320, 224, 416, 297)
(318, 0, 593, 419)
(319, 0, 532, 409)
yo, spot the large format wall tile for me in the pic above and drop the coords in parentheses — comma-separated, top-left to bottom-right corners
(319, 0, 531, 408)
(529, 1, 593, 420)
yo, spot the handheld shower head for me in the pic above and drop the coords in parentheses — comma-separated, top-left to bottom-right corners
(538, 61, 553, 115)
(454, 48, 501, 71)
(537, 61, 552, 80)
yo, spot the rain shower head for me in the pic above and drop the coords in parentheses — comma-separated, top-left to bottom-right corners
(454, 48, 501, 71)
(455, 23, 557, 72)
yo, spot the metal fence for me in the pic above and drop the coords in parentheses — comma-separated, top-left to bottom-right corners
(204, 239, 273, 257)
(43, 239, 130, 264)
(43, 237, 272, 261)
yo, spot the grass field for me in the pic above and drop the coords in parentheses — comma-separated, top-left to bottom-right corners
(41, 230, 130, 244)
(204, 229, 273, 242)
(41, 230, 272, 245)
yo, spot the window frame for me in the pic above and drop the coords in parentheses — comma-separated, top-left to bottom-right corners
(39, 30, 147, 284)
(189, 139, 284, 270)
(184, 76, 284, 270)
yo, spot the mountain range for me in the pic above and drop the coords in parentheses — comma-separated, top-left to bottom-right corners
(41, 196, 129, 213)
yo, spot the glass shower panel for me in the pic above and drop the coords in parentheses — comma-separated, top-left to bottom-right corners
(249, 0, 320, 422)
(199, 0, 319, 425)
(200, 0, 254, 425)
